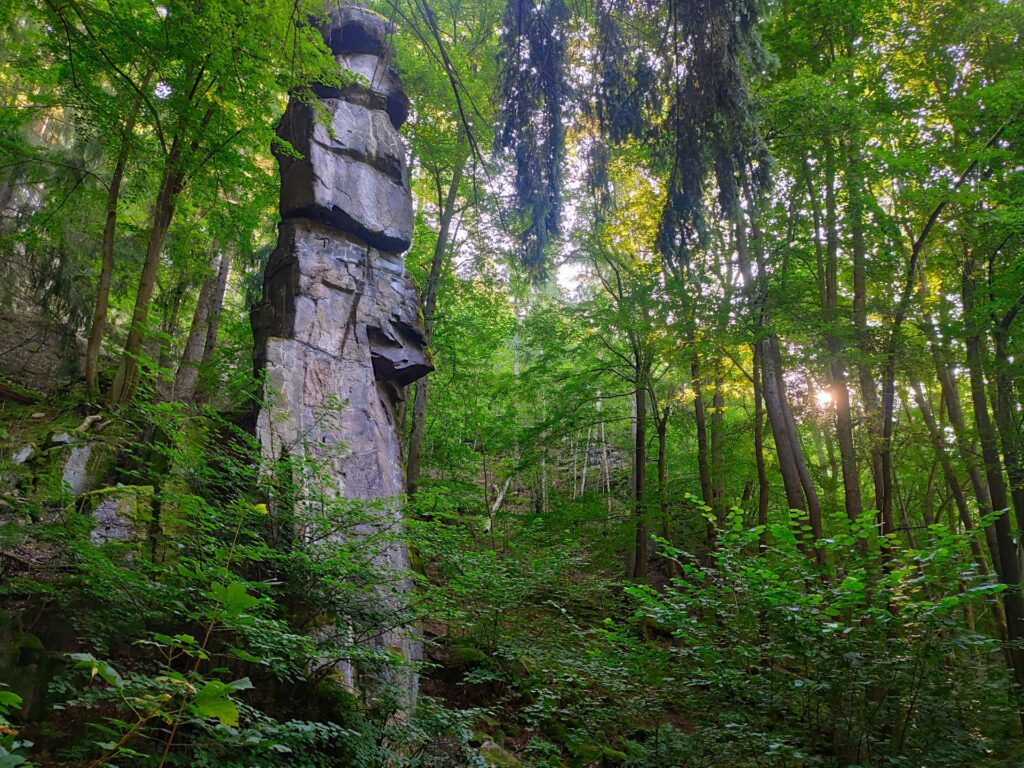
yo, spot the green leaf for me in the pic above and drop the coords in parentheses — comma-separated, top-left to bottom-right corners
(69, 653, 123, 688)
(227, 677, 254, 691)
(193, 681, 239, 726)
(208, 582, 260, 618)
(0, 691, 23, 714)
(229, 647, 262, 664)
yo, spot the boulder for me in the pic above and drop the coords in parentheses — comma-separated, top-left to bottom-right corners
(90, 487, 153, 546)
(61, 444, 94, 495)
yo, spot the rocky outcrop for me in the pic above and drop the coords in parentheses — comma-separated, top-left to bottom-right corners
(250, 4, 430, 707)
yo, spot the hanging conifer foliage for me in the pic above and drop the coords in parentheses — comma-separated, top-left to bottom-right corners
(656, 0, 772, 262)
(495, 0, 568, 275)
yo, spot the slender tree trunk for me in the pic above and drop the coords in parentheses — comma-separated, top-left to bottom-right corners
(692, 353, 715, 557)
(580, 424, 592, 497)
(631, 362, 649, 580)
(656, 408, 669, 541)
(710, 363, 726, 525)
(599, 404, 612, 516)
(85, 72, 152, 398)
(814, 148, 863, 523)
(157, 281, 186, 383)
(652, 394, 678, 578)
(913, 382, 1012, 662)
(992, 319, 1024, 531)
(846, 148, 885, 512)
(964, 256, 1013, 530)
(406, 154, 466, 495)
(963, 258, 1024, 700)
(774, 338, 825, 547)
(692, 354, 713, 510)
(921, 301, 1002, 575)
(200, 247, 231, 367)
(737, 179, 823, 557)
(752, 343, 770, 551)
(107, 141, 185, 404)
(173, 252, 221, 401)
(108, 103, 215, 404)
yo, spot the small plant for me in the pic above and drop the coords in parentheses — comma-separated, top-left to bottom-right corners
(0, 686, 33, 767)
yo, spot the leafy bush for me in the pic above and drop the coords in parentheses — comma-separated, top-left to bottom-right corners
(626, 509, 1019, 766)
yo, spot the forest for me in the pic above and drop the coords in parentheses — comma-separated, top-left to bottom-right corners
(0, 0, 1023, 765)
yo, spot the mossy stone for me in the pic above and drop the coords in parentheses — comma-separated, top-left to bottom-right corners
(479, 741, 522, 768)
(449, 640, 487, 667)
(601, 745, 628, 762)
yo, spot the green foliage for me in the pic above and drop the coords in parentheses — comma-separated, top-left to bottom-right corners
(625, 511, 1018, 765)
(2, 0, 1024, 764)
(0, 686, 32, 767)
(0, 399, 478, 766)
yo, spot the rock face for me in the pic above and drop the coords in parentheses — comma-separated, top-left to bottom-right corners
(250, 5, 430, 706)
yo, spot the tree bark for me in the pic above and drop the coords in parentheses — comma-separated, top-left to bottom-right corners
(107, 104, 214, 404)
(814, 148, 863, 523)
(737, 179, 823, 558)
(631, 361, 649, 580)
(173, 252, 221, 401)
(406, 153, 466, 495)
(845, 147, 886, 513)
(913, 382, 1013, 665)
(991, 292, 1024, 531)
(107, 141, 185, 403)
(692, 353, 715, 556)
(85, 73, 152, 398)
(710, 362, 726, 525)
(962, 255, 1024, 695)
(920, 295, 1002, 575)
(201, 248, 231, 367)
(156, 280, 186, 384)
(752, 343, 770, 551)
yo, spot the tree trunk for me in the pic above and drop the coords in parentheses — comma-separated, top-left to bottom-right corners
(710, 363, 726, 525)
(913, 382, 1013, 666)
(814, 148, 863, 523)
(85, 73, 152, 398)
(631, 364, 649, 580)
(992, 317, 1024, 532)
(921, 299, 1002, 575)
(194, 249, 233, 402)
(173, 252, 221, 401)
(963, 256, 1013, 537)
(652, 394, 678, 578)
(201, 249, 232, 364)
(107, 140, 185, 404)
(156, 281, 186, 388)
(846, 148, 885, 512)
(692, 353, 715, 557)
(406, 154, 466, 495)
(963, 257, 1024, 696)
(656, 407, 669, 541)
(736, 179, 822, 558)
(752, 343, 770, 551)
(108, 104, 214, 404)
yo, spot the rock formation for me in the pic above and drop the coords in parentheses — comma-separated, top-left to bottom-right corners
(250, 4, 431, 706)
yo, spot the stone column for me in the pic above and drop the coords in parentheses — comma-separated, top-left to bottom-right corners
(250, 4, 431, 707)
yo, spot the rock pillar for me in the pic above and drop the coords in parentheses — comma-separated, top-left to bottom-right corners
(250, 4, 430, 706)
